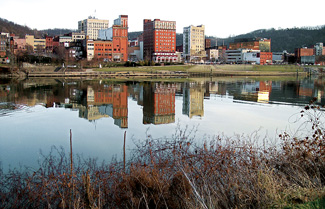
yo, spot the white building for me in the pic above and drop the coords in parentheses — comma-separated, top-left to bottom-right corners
(206, 48, 219, 61)
(86, 40, 94, 61)
(226, 49, 260, 64)
(78, 16, 109, 40)
(59, 36, 73, 43)
(242, 50, 260, 64)
(225, 50, 242, 63)
(272, 52, 284, 64)
(71, 32, 86, 42)
(315, 43, 323, 56)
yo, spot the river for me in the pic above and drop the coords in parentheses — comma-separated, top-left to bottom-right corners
(0, 76, 324, 171)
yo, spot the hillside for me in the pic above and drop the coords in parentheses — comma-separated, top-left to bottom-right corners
(0, 18, 42, 38)
(128, 31, 142, 40)
(40, 28, 77, 36)
(208, 26, 325, 53)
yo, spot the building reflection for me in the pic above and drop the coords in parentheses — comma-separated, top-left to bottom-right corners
(79, 84, 129, 128)
(1, 77, 325, 129)
(143, 83, 176, 125)
(77, 104, 109, 121)
(257, 81, 272, 103)
(183, 82, 204, 118)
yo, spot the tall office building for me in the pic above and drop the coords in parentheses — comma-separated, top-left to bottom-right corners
(183, 25, 206, 62)
(78, 16, 109, 40)
(143, 19, 177, 62)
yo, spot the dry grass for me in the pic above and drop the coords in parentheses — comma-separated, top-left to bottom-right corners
(1, 101, 325, 208)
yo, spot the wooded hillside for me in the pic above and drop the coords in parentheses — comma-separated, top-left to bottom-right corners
(208, 26, 325, 53)
(0, 18, 42, 38)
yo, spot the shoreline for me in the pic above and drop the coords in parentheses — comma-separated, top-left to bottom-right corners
(0, 64, 312, 78)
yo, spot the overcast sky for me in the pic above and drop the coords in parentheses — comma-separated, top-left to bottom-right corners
(1, 0, 324, 38)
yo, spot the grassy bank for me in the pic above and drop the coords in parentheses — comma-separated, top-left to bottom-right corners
(95, 64, 306, 74)
(1, 63, 309, 78)
(1, 102, 325, 208)
(252, 65, 304, 72)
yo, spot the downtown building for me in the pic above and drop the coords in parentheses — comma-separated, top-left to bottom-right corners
(87, 15, 128, 62)
(228, 38, 272, 65)
(143, 19, 177, 63)
(183, 25, 206, 62)
(78, 16, 109, 40)
(0, 33, 9, 58)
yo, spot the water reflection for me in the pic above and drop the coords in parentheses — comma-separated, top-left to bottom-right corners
(1, 77, 325, 126)
(143, 83, 176, 125)
(1, 77, 325, 171)
(183, 83, 205, 118)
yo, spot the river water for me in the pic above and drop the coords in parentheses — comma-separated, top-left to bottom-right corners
(0, 76, 324, 171)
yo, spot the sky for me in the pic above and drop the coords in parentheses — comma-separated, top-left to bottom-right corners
(1, 0, 324, 38)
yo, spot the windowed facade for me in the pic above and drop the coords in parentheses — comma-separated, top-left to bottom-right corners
(143, 19, 177, 63)
(183, 25, 206, 62)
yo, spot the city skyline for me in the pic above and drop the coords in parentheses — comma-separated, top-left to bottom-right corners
(1, 0, 324, 38)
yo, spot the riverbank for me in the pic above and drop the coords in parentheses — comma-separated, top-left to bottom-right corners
(1, 64, 310, 79)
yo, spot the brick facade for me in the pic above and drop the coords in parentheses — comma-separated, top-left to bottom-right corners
(143, 19, 177, 62)
(260, 52, 272, 65)
(91, 15, 128, 62)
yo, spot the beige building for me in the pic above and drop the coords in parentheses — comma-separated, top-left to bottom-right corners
(78, 16, 109, 40)
(59, 36, 73, 43)
(206, 48, 219, 61)
(183, 25, 206, 62)
(86, 40, 95, 61)
(25, 35, 46, 52)
(71, 32, 86, 42)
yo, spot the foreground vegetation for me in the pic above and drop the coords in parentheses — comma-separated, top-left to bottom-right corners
(1, 100, 325, 208)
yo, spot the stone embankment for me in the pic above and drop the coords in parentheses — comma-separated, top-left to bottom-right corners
(1, 63, 188, 78)
(25, 68, 188, 78)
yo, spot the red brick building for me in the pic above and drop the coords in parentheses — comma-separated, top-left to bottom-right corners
(260, 52, 273, 65)
(143, 19, 177, 62)
(45, 36, 53, 53)
(295, 48, 314, 57)
(94, 40, 113, 61)
(205, 39, 211, 49)
(295, 48, 315, 64)
(111, 15, 128, 62)
(92, 15, 128, 62)
(0, 34, 8, 57)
